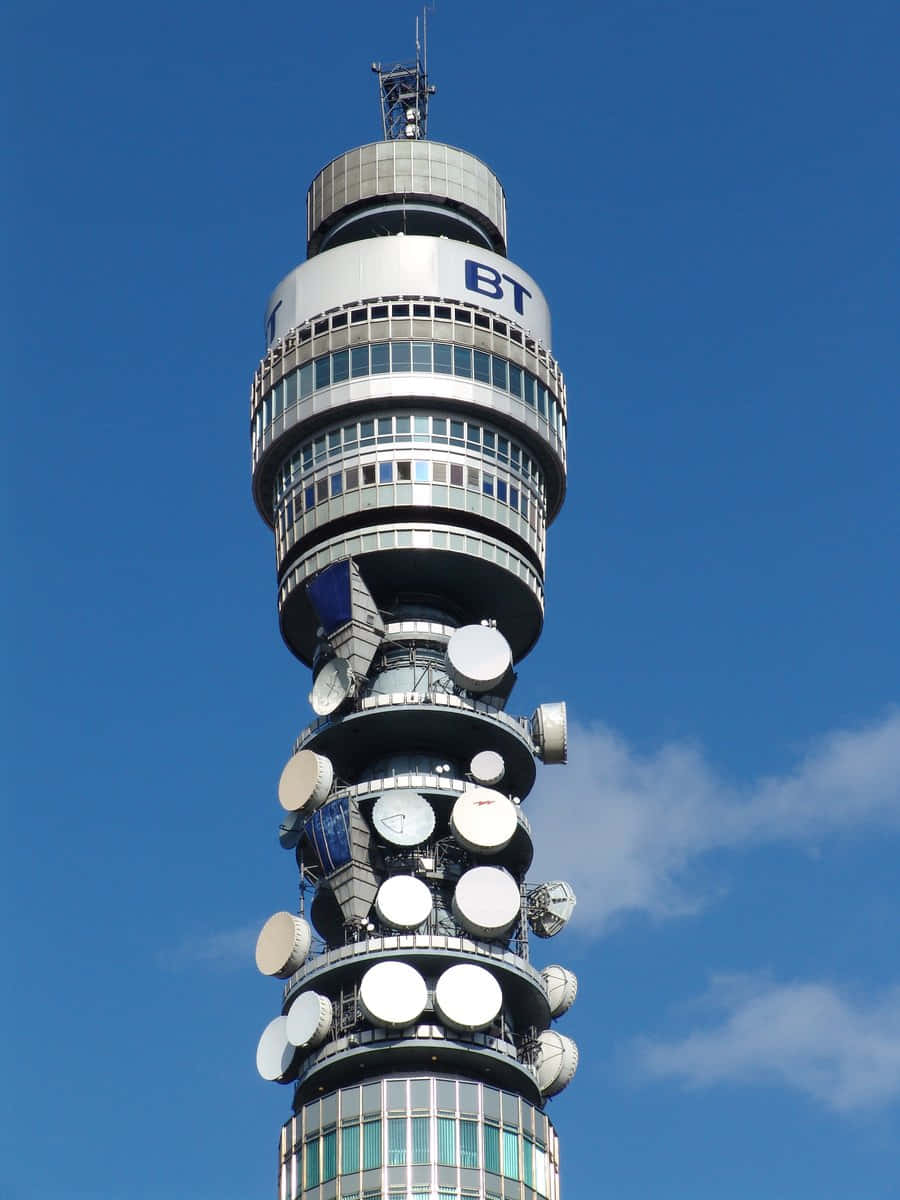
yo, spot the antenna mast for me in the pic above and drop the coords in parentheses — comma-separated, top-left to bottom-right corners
(371, 9, 437, 140)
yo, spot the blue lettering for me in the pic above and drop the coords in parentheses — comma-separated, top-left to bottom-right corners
(266, 299, 283, 344)
(502, 273, 532, 315)
(465, 259, 503, 300)
(465, 259, 531, 315)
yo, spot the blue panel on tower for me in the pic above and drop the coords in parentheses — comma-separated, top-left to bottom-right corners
(306, 561, 353, 634)
(306, 795, 353, 873)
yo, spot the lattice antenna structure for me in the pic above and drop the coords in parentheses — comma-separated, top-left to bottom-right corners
(371, 11, 436, 140)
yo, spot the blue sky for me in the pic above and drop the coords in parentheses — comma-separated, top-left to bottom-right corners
(4, 1, 899, 1197)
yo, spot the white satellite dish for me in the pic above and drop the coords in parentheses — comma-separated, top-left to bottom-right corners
(278, 750, 334, 813)
(255, 911, 312, 978)
(434, 963, 503, 1032)
(375, 875, 433, 930)
(256, 1016, 297, 1082)
(446, 625, 512, 693)
(309, 656, 354, 716)
(372, 790, 435, 846)
(536, 1030, 579, 1096)
(470, 749, 506, 785)
(450, 788, 518, 854)
(528, 880, 577, 938)
(541, 965, 578, 1017)
(531, 702, 568, 764)
(358, 961, 428, 1029)
(285, 990, 333, 1049)
(452, 866, 521, 938)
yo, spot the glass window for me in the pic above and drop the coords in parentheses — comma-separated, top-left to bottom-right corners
(523, 1137, 534, 1187)
(474, 313, 490, 329)
(362, 1120, 381, 1169)
(343, 423, 358, 450)
(537, 385, 547, 417)
(437, 1117, 455, 1166)
(435, 305, 451, 319)
(316, 479, 328, 503)
(315, 355, 331, 389)
(322, 1130, 337, 1181)
(467, 424, 481, 447)
(433, 462, 447, 483)
(502, 1130, 519, 1179)
(492, 356, 508, 390)
(521, 495, 529, 519)
(460, 1120, 479, 1169)
(351, 346, 369, 377)
(285, 371, 298, 404)
(450, 463, 463, 486)
(391, 342, 411, 372)
(351, 308, 367, 324)
(454, 307, 471, 323)
(483, 430, 495, 455)
(432, 417, 447, 437)
(272, 380, 284, 419)
(483, 1124, 500, 1174)
(362, 464, 376, 485)
(434, 343, 452, 374)
(377, 416, 392, 438)
(449, 420, 464, 445)
(341, 1124, 360, 1173)
(371, 304, 388, 319)
(414, 415, 429, 436)
(391, 303, 409, 316)
(395, 415, 411, 435)
(299, 361, 314, 398)
(332, 349, 350, 383)
(534, 1144, 548, 1196)
(388, 1118, 406, 1166)
(346, 467, 359, 490)
(397, 461, 411, 481)
(414, 461, 429, 482)
(523, 373, 535, 407)
(497, 480, 507, 503)
(371, 343, 390, 373)
(314, 436, 327, 463)
(510, 486, 519, 511)
(305, 1139, 320, 1187)
(329, 431, 342, 457)
(332, 312, 348, 328)
(473, 351, 491, 383)
(508, 364, 522, 398)
(303, 445, 313, 470)
(413, 303, 430, 317)
(304, 485, 315, 510)
(331, 473, 342, 496)
(379, 462, 393, 483)
(467, 467, 479, 488)
(510, 445, 521, 470)
(453, 346, 472, 377)
(482, 474, 494, 497)
(412, 342, 432, 371)
(411, 1117, 429, 1164)
(360, 419, 375, 444)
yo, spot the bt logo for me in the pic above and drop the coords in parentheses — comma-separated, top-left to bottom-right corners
(465, 260, 532, 315)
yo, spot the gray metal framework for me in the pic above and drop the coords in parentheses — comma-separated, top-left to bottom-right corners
(371, 16, 436, 141)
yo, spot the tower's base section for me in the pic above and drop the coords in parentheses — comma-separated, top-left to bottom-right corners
(278, 1072, 560, 1200)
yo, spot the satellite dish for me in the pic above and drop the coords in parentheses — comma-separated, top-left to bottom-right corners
(278, 750, 334, 813)
(446, 625, 512, 693)
(531, 702, 568, 764)
(541, 965, 578, 1017)
(536, 1030, 579, 1096)
(528, 880, 577, 938)
(255, 911, 312, 978)
(434, 963, 503, 1032)
(256, 1016, 298, 1082)
(452, 866, 521, 939)
(358, 961, 428, 1029)
(470, 749, 506, 785)
(285, 990, 333, 1049)
(450, 788, 518, 855)
(374, 875, 433, 930)
(309, 656, 354, 716)
(371, 790, 436, 846)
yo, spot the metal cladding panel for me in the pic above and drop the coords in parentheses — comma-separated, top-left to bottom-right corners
(265, 237, 551, 350)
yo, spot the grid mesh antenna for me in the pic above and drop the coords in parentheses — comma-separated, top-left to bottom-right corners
(371, 10, 436, 140)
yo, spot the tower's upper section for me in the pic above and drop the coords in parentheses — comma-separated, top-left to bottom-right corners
(307, 141, 508, 258)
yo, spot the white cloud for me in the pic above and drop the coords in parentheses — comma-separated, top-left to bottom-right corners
(158, 921, 259, 970)
(527, 709, 900, 930)
(634, 973, 900, 1112)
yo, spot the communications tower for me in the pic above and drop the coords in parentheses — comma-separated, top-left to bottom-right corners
(250, 38, 578, 1200)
